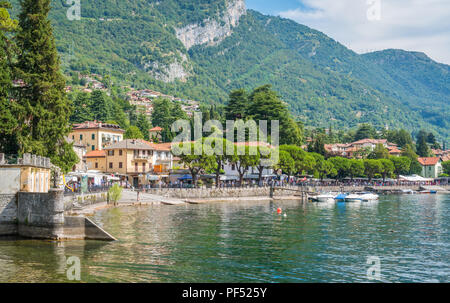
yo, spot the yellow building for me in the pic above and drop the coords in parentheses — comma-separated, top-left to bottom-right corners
(84, 150, 107, 171)
(69, 121, 125, 152)
(104, 139, 155, 187)
(0, 153, 51, 194)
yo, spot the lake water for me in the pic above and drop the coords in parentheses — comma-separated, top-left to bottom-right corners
(0, 194, 448, 283)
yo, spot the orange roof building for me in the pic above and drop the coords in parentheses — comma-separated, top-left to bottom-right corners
(417, 157, 443, 178)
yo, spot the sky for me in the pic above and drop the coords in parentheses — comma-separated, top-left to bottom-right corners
(245, 0, 450, 65)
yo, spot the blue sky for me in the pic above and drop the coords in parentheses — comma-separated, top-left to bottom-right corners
(245, 0, 450, 65)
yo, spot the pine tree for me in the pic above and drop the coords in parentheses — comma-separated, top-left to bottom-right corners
(225, 89, 248, 120)
(136, 113, 151, 140)
(14, 0, 77, 171)
(70, 92, 93, 123)
(90, 90, 110, 122)
(0, 1, 19, 154)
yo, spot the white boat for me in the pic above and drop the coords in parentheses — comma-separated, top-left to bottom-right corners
(345, 192, 379, 202)
(310, 193, 336, 203)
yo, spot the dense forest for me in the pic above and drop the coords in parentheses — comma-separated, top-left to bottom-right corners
(7, 0, 450, 142)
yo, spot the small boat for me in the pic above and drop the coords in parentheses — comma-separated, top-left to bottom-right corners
(345, 192, 379, 202)
(418, 190, 437, 194)
(310, 193, 336, 203)
(334, 193, 348, 202)
(400, 189, 416, 194)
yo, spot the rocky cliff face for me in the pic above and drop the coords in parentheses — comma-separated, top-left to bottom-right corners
(144, 52, 190, 83)
(175, 0, 246, 50)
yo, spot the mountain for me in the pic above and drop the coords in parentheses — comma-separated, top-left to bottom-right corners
(8, 0, 450, 141)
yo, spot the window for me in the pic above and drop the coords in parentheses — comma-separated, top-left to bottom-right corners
(108, 150, 115, 156)
(109, 163, 113, 169)
(92, 134, 95, 140)
(232, 164, 236, 171)
(95, 163, 98, 169)
(92, 146, 95, 151)
(72, 135, 74, 140)
(119, 162, 123, 169)
(135, 163, 138, 172)
(119, 150, 123, 156)
(142, 163, 146, 171)
(80, 134, 83, 140)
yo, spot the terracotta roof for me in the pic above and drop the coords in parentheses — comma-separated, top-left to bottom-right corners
(352, 139, 387, 145)
(441, 154, 450, 162)
(151, 143, 172, 151)
(388, 147, 402, 154)
(149, 126, 163, 132)
(417, 157, 440, 166)
(72, 121, 125, 133)
(85, 150, 106, 158)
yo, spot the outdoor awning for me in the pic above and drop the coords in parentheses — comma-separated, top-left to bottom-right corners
(220, 175, 239, 181)
(399, 175, 434, 182)
(178, 175, 192, 180)
(147, 175, 160, 181)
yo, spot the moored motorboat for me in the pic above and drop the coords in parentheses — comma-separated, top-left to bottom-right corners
(334, 193, 348, 202)
(310, 193, 336, 203)
(344, 192, 379, 202)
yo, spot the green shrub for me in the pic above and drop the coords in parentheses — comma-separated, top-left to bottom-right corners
(108, 184, 123, 204)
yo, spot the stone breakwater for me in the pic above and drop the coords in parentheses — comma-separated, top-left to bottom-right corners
(0, 189, 115, 240)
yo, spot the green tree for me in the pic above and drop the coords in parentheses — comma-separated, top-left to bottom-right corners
(229, 145, 260, 186)
(136, 113, 151, 140)
(442, 161, 450, 175)
(0, 1, 19, 154)
(416, 132, 430, 157)
(364, 159, 383, 182)
(402, 144, 422, 175)
(225, 89, 248, 120)
(108, 183, 123, 205)
(70, 92, 93, 123)
(354, 124, 377, 141)
(379, 159, 394, 182)
(391, 156, 411, 179)
(368, 143, 390, 159)
(386, 129, 413, 148)
(328, 157, 351, 180)
(275, 150, 296, 179)
(247, 85, 302, 145)
(348, 159, 365, 181)
(124, 126, 144, 139)
(14, 0, 76, 170)
(91, 90, 110, 122)
(172, 140, 215, 187)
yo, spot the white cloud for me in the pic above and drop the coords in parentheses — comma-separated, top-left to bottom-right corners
(278, 0, 450, 64)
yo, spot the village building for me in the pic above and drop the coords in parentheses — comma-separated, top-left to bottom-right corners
(418, 157, 443, 178)
(325, 139, 400, 158)
(149, 126, 163, 141)
(69, 121, 125, 151)
(84, 150, 107, 171)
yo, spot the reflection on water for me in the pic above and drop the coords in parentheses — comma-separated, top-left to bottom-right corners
(0, 195, 448, 283)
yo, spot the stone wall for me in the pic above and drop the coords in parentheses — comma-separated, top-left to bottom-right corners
(0, 194, 18, 236)
(145, 187, 271, 199)
(17, 189, 65, 240)
(63, 192, 108, 211)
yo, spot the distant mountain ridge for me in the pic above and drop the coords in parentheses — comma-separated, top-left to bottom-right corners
(8, 0, 450, 141)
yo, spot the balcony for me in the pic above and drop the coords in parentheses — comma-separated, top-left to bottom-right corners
(133, 155, 149, 161)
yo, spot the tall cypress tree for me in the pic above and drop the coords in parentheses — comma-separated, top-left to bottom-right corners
(15, 0, 77, 171)
(90, 90, 110, 122)
(0, 1, 19, 154)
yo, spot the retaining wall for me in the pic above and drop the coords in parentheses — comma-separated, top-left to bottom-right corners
(0, 194, 18, 236)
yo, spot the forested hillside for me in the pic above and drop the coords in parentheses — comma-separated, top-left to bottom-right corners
(8, 0, 450, 141)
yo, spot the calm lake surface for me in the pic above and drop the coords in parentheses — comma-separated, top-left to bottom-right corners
(0, 194, 449, 283)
